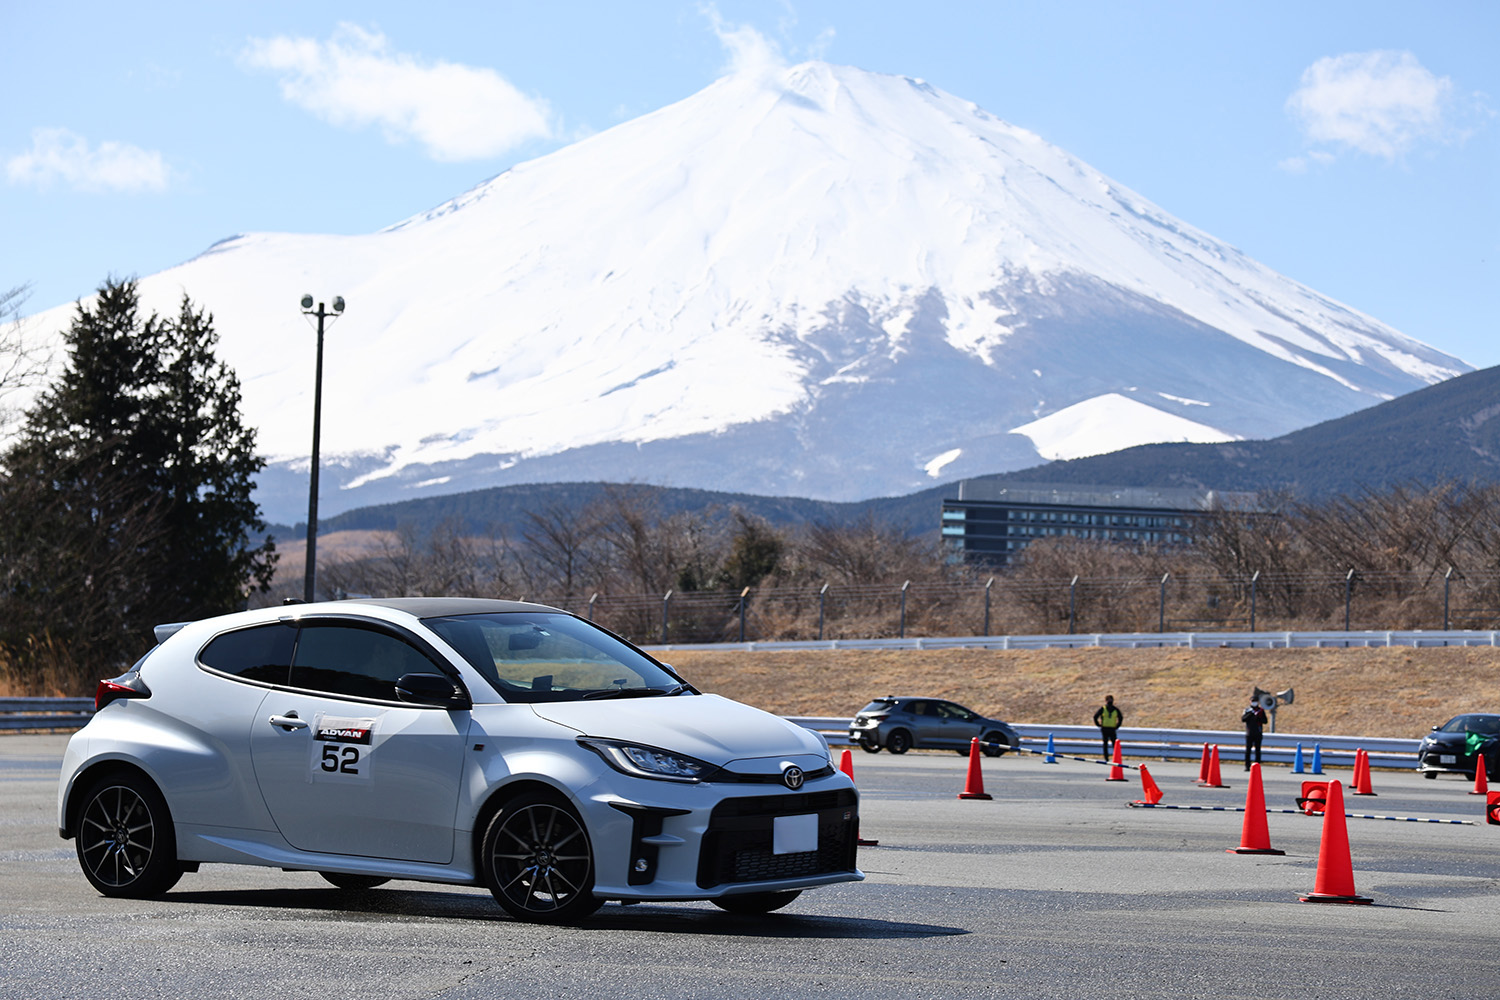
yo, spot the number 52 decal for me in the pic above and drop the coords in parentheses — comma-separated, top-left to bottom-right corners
(310, 715, 376, 781)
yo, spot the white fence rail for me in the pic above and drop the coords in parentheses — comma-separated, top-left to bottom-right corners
(651, 628, 1500, 653)
(0, 698, 95, 732)
(787, 718, 1422, 768)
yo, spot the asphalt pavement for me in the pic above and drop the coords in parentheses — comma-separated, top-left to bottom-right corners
(2, 733, 1496, 999)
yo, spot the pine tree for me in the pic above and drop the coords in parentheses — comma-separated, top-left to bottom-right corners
(0, 279, 275, 668)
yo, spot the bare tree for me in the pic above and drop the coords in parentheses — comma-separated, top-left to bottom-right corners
(0, 285, 50, 433)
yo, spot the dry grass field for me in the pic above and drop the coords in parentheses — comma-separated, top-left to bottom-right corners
(664, 645, 1500, 738)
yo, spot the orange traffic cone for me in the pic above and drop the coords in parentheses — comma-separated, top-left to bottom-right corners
(1487, 790, 1500, 825)
(957, 737, 993, 800)
(839, 748, 879, 845)
(1195, 743, 1211, 784)
(1106, 739, 1126, 781)
(1134, 764, 1163, 805)
(1470, 760, 1490, 796)
(1203, 744, 1227, 788)
(1351, 748, 1376, 796)
(1296, 780, 1329, 815)
(1299, 780, 1372, 904)
(1228, 763, 1285, 855)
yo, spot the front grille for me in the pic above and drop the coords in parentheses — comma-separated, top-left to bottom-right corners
(696, 789, 858, 889)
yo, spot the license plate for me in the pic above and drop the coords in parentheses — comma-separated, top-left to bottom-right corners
(772, 813, 818, 855)
(1440, 755, 1456, 764)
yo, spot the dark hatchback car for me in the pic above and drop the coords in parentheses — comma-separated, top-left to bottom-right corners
(849, 697, 1018, 756)
(1416, 713, 1500, 779)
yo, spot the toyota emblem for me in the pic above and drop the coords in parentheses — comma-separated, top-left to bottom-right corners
(782, 765, 805, 790)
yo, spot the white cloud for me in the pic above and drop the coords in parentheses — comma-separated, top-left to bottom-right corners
(702, 4, 787, 80)
(1285, 50, 1453, 160)
(240, 23, 552, 162)
(5, 128, 170, 193)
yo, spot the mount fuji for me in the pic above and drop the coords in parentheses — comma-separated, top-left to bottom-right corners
(28, 61, 1470, 524)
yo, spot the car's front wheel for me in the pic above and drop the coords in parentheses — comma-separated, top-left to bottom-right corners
(711, 890, 801, 914)
(858, 735, 880, 754)
(74, 772, 182, 898)
(886, 730, 912, 754)
(1423, 770, 1437, 779)
(981, 732, 1008, 758)
(482, 791, 602, 923)
(319, 872, 390, 889)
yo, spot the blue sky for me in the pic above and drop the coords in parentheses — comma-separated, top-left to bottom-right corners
(4, 2, 1496, 366)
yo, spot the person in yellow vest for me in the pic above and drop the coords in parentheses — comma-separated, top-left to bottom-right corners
(1092, 695, 1122, 758)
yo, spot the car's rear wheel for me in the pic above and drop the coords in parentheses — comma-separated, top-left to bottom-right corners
(981, 732, 1007, 758)
(319, 872, 390, 889)
(482, 791, 602, 923)
(711, 890, 801, 914)
(74, 773, 182, 898)
(886, 730, 912, 754)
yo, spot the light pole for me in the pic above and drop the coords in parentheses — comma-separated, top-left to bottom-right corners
(301, 293, 344, 603)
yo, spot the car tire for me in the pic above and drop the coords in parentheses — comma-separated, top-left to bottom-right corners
(858, 736, 880, 754)
(74, 772, 183, 898)
(886, 730, 912, 755)
(981, 732, 1007, 758)
(481, 791, 602, 924)
(319, 872, 390, 889)
(1423, 770, 1436, 779)
(711, 890, 801, 914)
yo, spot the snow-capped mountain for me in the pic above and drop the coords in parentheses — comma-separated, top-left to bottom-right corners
(26, 62, 1470, 524)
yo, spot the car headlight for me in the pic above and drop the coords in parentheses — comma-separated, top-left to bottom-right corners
(578, 738, 719, 783)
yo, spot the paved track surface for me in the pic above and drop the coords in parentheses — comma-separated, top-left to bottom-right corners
(3, 734, 1496, 999)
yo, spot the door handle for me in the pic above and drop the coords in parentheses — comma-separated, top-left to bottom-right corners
(268, 713, 308, 731)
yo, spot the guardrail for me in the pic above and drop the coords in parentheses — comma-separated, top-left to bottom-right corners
(0, 698, 94, 732)
(0, 700, 1424, 769)
(650, 628, 1500, 653)
(786, 718, 1422, 769)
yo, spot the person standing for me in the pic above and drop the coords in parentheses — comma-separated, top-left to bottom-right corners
(1242, 698, 1268, 771)
(1092, 695, 1122, 758)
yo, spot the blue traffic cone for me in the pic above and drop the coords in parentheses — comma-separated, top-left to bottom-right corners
(1311, 743, 1324, 775)
(1044, 733, 1058, 764)
(1292, 743, 1305, 774)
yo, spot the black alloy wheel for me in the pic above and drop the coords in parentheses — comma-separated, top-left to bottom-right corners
(74, 773, 182, 898)
(319, 872, 391, 889)
(711, 890, 802, 914)
(981, 732, 1007, 758)
(482, 792, 602, 923)
(886, 730, 912, 754)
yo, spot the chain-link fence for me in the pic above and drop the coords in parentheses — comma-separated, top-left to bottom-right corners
(512, 568, 1500, 646)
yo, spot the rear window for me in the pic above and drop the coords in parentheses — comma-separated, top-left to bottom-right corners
(199, 624, 295, 684)
(859, 700, 896, 714)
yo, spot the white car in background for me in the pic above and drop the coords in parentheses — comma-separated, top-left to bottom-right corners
(57, 598, 862, 922)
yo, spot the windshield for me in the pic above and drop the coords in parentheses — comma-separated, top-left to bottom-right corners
(1441, 714, 1500, 735)
(423, 611, 688, 703)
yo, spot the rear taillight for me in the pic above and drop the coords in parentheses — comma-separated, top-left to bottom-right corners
(95, 671, 151, 711)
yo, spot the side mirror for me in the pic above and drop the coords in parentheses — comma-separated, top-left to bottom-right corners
(396, 672, 471, 710)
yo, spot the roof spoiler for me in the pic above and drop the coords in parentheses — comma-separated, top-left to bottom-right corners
(153, 622, 190, 644)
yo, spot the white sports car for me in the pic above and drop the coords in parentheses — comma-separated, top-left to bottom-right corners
(57, 598, 862, 922)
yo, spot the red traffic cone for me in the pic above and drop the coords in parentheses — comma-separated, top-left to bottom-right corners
(1195, 743, 1211, 785)
(1487, 790, 1500, 826)
(957, 737, 993, 800)
(1203, 744, 1226, 788)
(839, 748, 855, 781)
(1106, 739, 1126, 781)
(1470, 760, 1490, 796)
(1134, 764, 1163, 805)
(1228, 763, 1284, 855)
(1351, 748, 1376, 796)
(1296, 780, 1329, 815)
(1300, 780, 1372, 904)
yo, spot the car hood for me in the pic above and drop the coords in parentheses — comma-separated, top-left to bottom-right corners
(525, 694, 826, 765)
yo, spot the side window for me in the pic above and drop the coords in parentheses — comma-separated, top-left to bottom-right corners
(290, 624, 442, 702)
(909, 701, 928, 716)
(199, 624, 295, 684)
